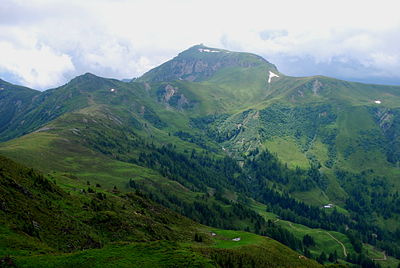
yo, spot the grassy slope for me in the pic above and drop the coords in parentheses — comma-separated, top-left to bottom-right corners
(0, 105, 269, 234)
(0, 121, 202, 205)
(250, 200, 400, 267)
(198, 74, 400, 206)
(199, 229, 322, 268)
(0, 154, 321, 268)
(13, 235, 322, 268)
(251, 201, 351, 257)
(13, 242, 215, 268)
(0, 80, 41, 141)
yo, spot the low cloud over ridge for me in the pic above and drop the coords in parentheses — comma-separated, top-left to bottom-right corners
(1, 0, 400, 89)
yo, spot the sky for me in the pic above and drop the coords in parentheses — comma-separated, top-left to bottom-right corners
(1, 0, 400, 90)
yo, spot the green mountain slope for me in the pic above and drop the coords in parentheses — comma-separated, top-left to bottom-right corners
(0, 79, 41, 141)
(1, 44, 400, 267)
(0, 154, 322, 268)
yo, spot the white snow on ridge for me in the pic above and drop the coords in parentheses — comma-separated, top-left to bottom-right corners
(198, 48, 221, 53)
(374, 100, 381, 104)
(268, 71, 279, 83)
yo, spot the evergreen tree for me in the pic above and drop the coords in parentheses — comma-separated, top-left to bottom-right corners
(303, 234, 316, 247)
(317, 252, 327, 264)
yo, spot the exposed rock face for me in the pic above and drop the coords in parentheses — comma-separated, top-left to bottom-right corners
(371, 107, 400, 163)
(289, 79, 324, 101)
(157, 84, 193, 110)
(164, 57, 261, 82)
(312, 80, 322, 96)
(374, 108, 394, 132)
(162, 84, 177, 102)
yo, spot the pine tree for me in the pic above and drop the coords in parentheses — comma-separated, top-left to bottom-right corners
(317, 252, 327, 264)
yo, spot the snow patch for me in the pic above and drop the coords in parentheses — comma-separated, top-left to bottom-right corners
(374, 100, 382, 104)
(268, 71, 279, 83)
(232, 237, 241, 241)
(0, 87, 4, 90)
(110, 88, 115, 92)
(198, 48, 220, 53)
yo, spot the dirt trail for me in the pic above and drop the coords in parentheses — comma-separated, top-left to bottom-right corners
(279, 219, 389, 262)
(372, 251, 387, 261)
(323, 232, 347, 257)
(279, 220, 348, 257)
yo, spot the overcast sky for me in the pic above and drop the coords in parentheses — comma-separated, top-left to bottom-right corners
(1, 0, 400, 90)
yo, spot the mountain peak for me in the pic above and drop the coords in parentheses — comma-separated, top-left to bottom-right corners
(180, 44, 231, 55)
(138, 45, 278, 83)
(73, 72, 99, 80)
(66, 72, 107, 86)
(60, 72, 116, 94)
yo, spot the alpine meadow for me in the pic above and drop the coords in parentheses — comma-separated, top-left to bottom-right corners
(1, 42, 400, 268)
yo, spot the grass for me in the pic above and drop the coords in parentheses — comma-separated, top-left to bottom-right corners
(364, 244, 385, 259)
(0, 225, 54, 257)
(197, 227, 322, 268)
(0, 123, 200, 198)
(9, 227, 322, 268)
(277, 220, 353, 259)
(363, 244, 400, 268)
(249, 200, 279, 221)
(292, 188, 330, 206)
(0, 113, 278, 239)
(13, 241, 215, 268)
(264, 137, 310, 169)
(249, 199, 356, 260)
(0, 150, 323, 268)
(209, 229, 264, 249)
(0, 151, 322, 267)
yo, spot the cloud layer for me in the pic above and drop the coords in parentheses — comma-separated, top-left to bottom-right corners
(1, 0, 400, 89)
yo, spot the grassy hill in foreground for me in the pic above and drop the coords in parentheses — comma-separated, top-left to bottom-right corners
(0, 154, 322, 268)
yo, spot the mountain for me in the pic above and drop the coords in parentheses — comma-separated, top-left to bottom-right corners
(138, 44, 279, 83)
(0, 45, 400, 267)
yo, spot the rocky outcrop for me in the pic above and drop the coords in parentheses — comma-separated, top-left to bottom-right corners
(164, 57, 262, 82)
(157, 84, 193, 110)
(373, 107, 394, 132)
(370, 107, 400, 163)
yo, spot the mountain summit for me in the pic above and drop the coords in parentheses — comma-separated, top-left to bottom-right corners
(138, 44, 278, 83)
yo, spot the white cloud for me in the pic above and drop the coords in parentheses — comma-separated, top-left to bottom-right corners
(1, 0, 400, 89)
(0, 39, 74, 88)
